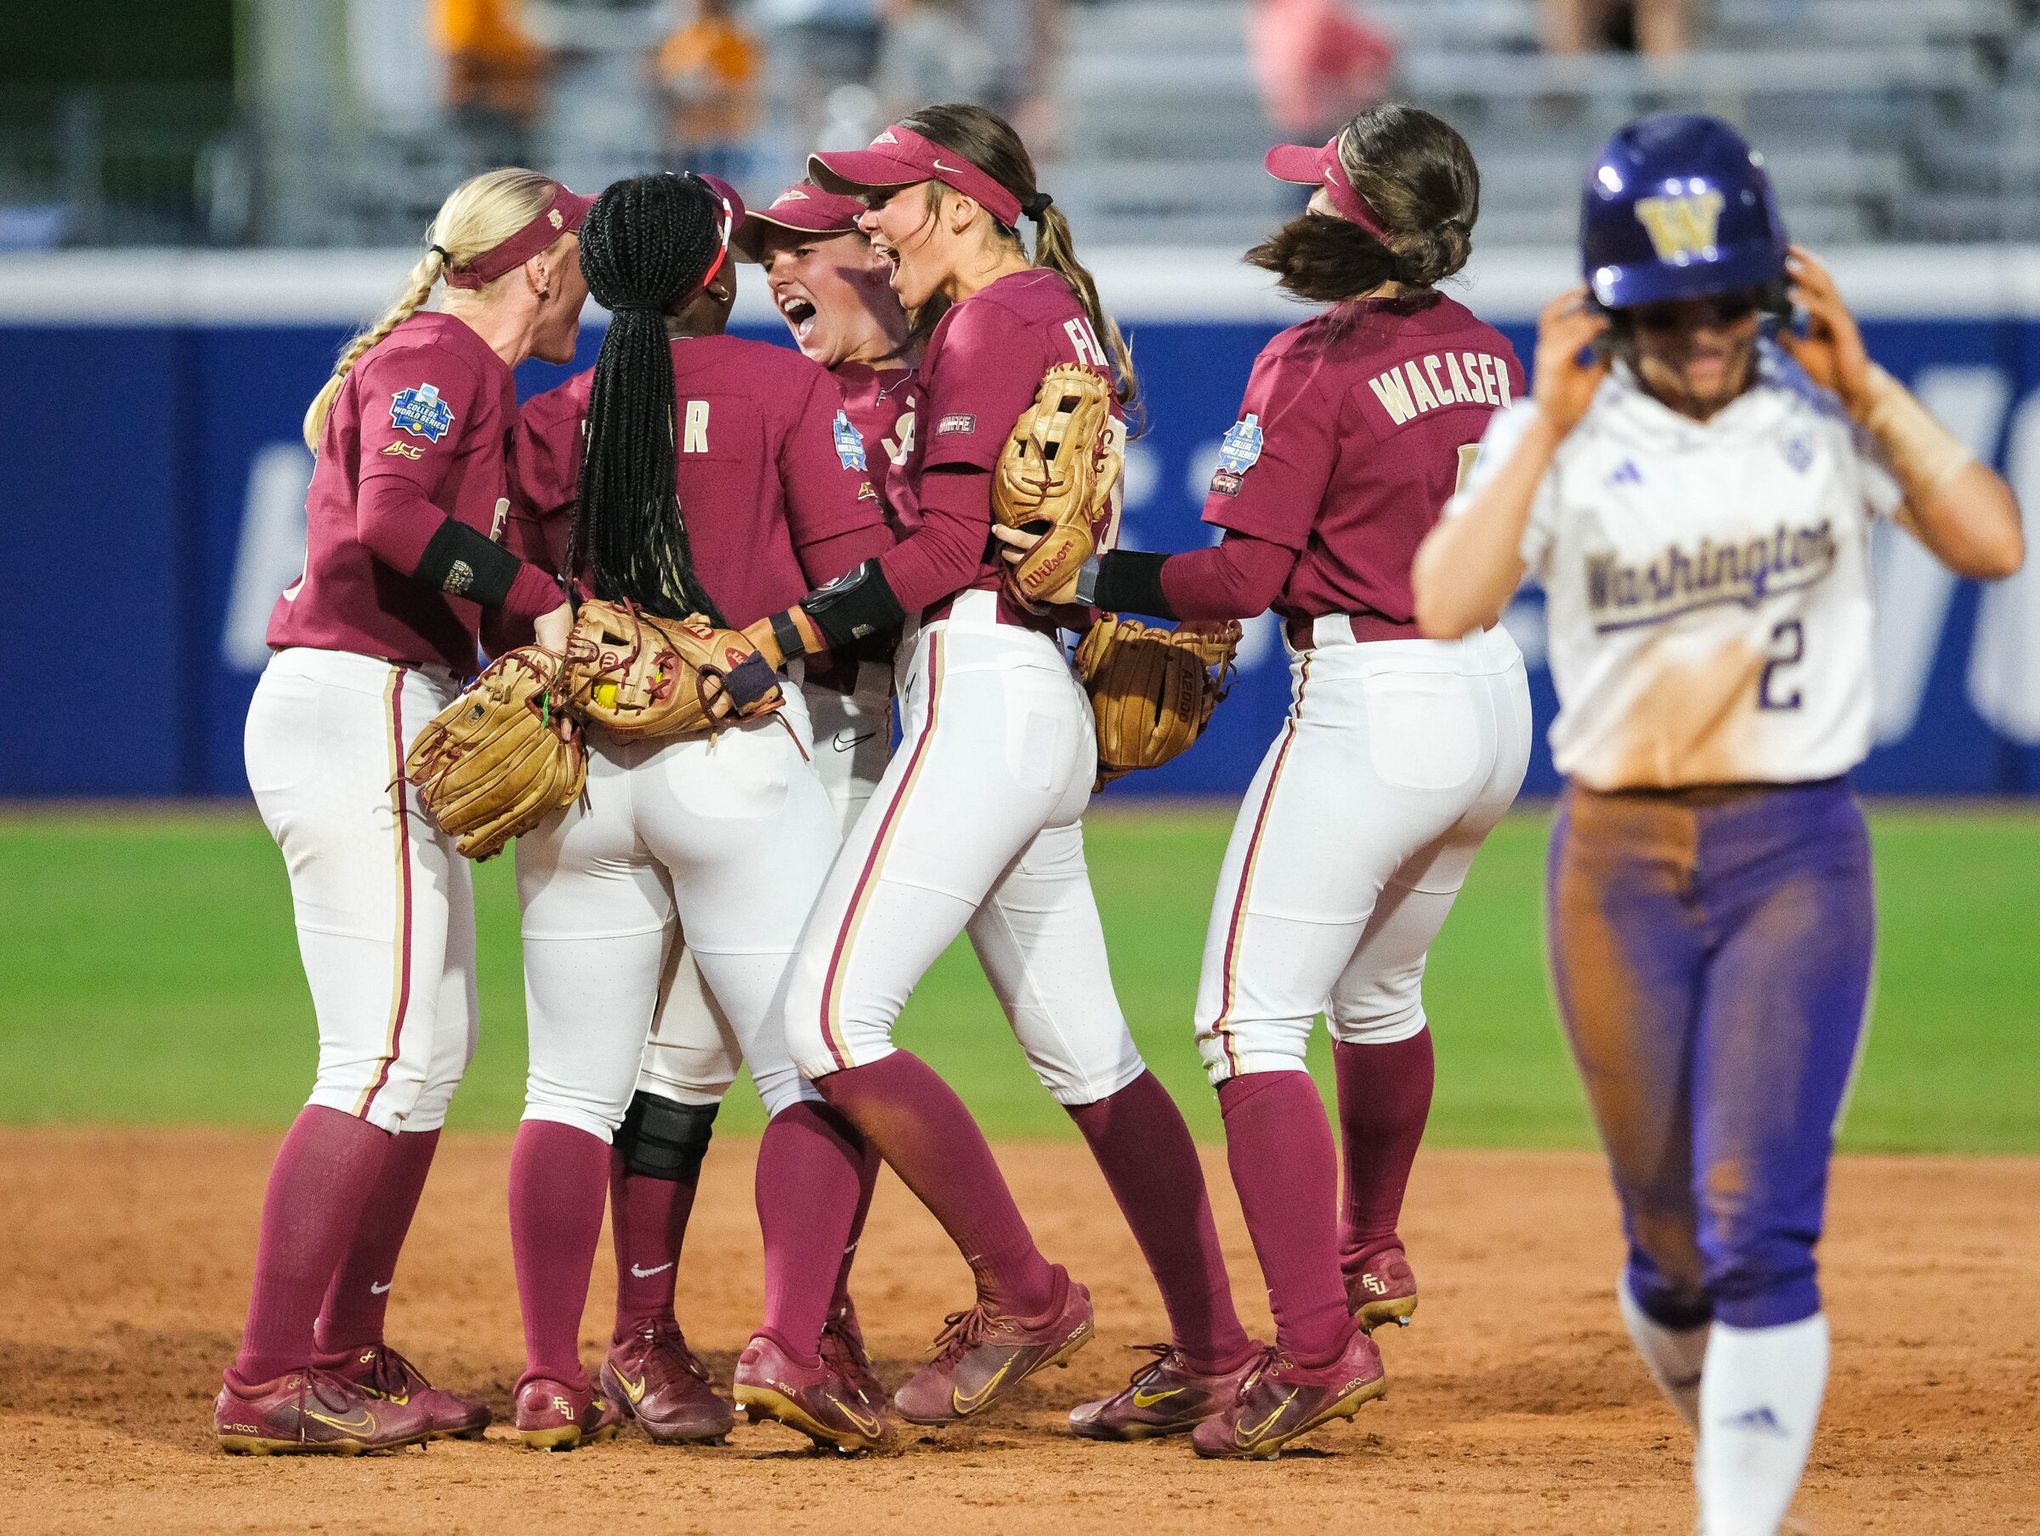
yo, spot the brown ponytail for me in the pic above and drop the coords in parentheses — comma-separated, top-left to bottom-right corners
(903, 103, 1141, 425)
(1247, 103, 1480, 306)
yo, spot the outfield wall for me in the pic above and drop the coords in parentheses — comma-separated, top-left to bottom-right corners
(2, 247, 2037, 796)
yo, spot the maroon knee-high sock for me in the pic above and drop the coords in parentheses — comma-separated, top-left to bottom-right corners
(1334, 1032, 1435, 1278)
(1217, 1071, 1350, 1363)
(234, 1106, 391, 1383)
(756, 1100, 868, 1358)
(608, 1149, 697, 1341)
(817, 1050, 1055, 1317)
(508, 1120, 610, 1389)
(315, 1127, 439, 1354)
(831, 1136, 883, 1316)
(1067, 1071, 1252, 1371)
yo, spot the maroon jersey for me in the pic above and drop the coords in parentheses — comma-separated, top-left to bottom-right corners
(833, 361, 919, 519)
(268, 311, 559, 673)
(1203, 292, 1523, 626)
(879, 269, 1121, 633)
(511, 333, 890, 626)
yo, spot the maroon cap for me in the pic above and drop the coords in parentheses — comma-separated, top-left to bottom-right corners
(442, 181, 596, 290)
(733, 180, 867, 262)
(809, 124, 1023, 229)
(1264, 138, 1391, 243)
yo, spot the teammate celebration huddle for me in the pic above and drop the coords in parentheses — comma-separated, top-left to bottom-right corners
(216, 92, 2020, 1536)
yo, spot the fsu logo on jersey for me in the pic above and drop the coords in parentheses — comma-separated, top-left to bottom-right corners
(832, 409, 868, 472)
(390, 383, 455, 443)
(1210, 413, 1264, 497)
(1633, 191, 1726, 263)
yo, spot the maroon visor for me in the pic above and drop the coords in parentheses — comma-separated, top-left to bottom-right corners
(733, 180, 867, 263)
(1264, 138, 1392, 244)
(442, 181, 596, 290)
(809, 124, 1022, 229)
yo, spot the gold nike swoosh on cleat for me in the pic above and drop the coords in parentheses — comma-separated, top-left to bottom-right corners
(951, 1352, 1020, 1414)
(1131, 1386, 1186, 1409)
(613, 1369, 646, 1405)
(302, 1407, 379, 1435)
(826, 1394, 883, 1438)
(1234, 1389, 1298, 1447)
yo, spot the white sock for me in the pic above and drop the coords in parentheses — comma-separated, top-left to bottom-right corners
(1695, 1312, 1830, 1536)
(1617, 1272, 1708, 1430)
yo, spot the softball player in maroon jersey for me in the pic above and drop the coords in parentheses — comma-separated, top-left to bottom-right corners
(734, 105, 1255, 1441)
(571, 179, 923, 1436)
(1012, 104, 1532, 1458)
(521, 177, 919, 1447)
(217, 169, 590, 1454)
(499, 172, 896, 1450)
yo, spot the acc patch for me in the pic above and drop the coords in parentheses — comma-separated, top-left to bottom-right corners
(379, 441, 423, 460)
(1210, 412, 1264, 496)
(936, 413, 976, 437)
(832, 409, 868, 472)
(390, 383, 455, 443)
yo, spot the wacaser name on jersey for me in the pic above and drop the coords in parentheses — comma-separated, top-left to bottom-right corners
(1586, 519, 1839, 632)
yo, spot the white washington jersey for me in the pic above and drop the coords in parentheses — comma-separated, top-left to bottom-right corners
(1452, 347, 1902, 791)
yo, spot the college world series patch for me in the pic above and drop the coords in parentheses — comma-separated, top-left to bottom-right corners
(390, 383, 455, 443)
(1209, 412, 1264, 496)
(832, 409, 868, 472)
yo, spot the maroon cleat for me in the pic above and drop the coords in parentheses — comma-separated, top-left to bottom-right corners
(820, 1296, 885, 1408)
(892, 1266, 1094, 1426)
(1190, 1324, 1388, 1460)
(514, 1375, 623, 1451)
(1067, 1343, 1261, 1441)
(1345, 1244, 1419, 1333)
(600, 1322, 734, 1445)
(732, 1331, 893, 1454)
(337, 1343, 490, 1440)
(214, 1364, 433, 1455)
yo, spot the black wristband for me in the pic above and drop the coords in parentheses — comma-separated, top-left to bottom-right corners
(722, 651, 780, 710)
(414, 518, 524, 608)
(802, 559, 907, 653)
(770, 609, 808, 665)
(1093, 549, 1177, 621)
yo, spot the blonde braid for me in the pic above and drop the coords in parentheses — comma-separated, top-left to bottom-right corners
(300, 166, 559, 453)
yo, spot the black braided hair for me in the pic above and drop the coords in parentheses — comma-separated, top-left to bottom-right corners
(566, 172, 729, 623)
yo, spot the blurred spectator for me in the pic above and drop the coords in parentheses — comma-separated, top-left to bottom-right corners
(871, 0, 998, 125)
(1541, 0, 1694, 58)
(657, 0, 763, 182)
(755, 0, 885, 159)
(1248, 0, 1396, 142)
(434, 0, 548, 151)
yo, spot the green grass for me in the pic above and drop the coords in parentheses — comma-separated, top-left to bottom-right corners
(2, 804, 2035, 1152)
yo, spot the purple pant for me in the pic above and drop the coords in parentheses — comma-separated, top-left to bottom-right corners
(1546, 778, 1874, 1331)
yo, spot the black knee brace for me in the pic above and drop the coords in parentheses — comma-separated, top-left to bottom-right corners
(615, 1092, 718, 1181)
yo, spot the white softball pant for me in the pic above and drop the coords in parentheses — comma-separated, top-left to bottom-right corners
(514, 691, 843, 1138)
(243, 646, 476, 1134)
(632, 664, 896, 1108)
(1195, 621, 1532, 1083)
(785, 591, 1147, 1106)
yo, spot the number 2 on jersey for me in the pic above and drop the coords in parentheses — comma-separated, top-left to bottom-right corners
(1759, 619, 1804, 711)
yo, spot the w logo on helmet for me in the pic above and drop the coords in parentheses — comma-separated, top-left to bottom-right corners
(1634, 191, 1726, 263)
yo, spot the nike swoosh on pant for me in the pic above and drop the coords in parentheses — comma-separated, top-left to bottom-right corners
(630, 1262, 675, 1278)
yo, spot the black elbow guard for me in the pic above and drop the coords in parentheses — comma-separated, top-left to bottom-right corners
(802, 559, 906, 652)
(616, 1091, 719, 1182)
(414, 518, 523, 608)
(1092, 549, 1176, 620)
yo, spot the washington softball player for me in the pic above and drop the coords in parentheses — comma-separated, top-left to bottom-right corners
(1008, 103, 1531, 1458)
(216, 170, 590, 1454)
(500, 172, 894, 1450)
(1414, 115, 2022, 1534)
(570, 179, 923, 1444)
(732, 105, 1256, 1439)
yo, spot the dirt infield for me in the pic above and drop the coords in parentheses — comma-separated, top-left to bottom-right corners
(1, 1131, 2033, 1535)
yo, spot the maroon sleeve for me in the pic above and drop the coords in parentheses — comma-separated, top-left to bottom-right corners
(347, 347, 490, 572)
(799, 523, 895, 588)
(1158, 531, 1298, 619)
(916, 298, 1049, 472)
(876, 466, 992, 613)
(780, 366, 893, 560)
(1200, 345, 1343, 551)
